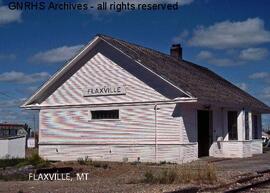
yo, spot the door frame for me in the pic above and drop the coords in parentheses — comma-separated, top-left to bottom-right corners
(197, 110, 213, 157)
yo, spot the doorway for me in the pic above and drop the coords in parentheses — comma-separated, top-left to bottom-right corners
(197, 110, 213, 157)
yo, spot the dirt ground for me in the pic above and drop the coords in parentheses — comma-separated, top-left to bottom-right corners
(1, 150, 270, 193)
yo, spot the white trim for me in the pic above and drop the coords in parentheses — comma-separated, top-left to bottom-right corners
(100, 37, 194, 98)
(21, 36, 101, 108)
(23, 98, 198, 110)
(38, 142, 198, 145)
(22, 35, 194, 108)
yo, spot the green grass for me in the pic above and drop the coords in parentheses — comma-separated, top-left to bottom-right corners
(0, 158, 25, 168)
(16, 152, 50, 168)
(77, 156, 109, 169)
(0, 153, 50, 169)
(142, 163, 217, 184)
(0, 153, 50, 181)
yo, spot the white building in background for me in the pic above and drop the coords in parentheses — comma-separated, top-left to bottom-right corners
(22, 34, 270, 163)
(27, 137, 36, 148)
(0, 136, 25, 159)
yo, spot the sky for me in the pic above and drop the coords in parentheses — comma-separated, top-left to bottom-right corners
(0, 0, 270, 130)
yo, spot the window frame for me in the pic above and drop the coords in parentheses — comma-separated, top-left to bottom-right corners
(89, 109, 120, 121)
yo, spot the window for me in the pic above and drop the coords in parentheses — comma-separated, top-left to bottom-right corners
(10, 129, 17, 136)
(245, 112, 249, 140)
(91, 110, 119, 120)
(228, 111, 238, 140)
(0, 129, 10, 137)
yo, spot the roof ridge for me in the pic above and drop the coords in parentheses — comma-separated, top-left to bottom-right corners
(98, 34, 183, 60)
(98, 34, 213, 73)
(97, 34, 270, 111)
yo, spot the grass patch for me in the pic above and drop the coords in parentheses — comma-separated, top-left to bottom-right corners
(77, 156, 94, 165)
(0, 158, 25, 168)
(142, 163, 217, 184)
(16, 153, 50, 168)
(77, 156, 109, 169)
(0, 153, 50, 169)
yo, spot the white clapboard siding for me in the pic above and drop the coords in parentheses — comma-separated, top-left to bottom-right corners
(39, 103, 198, 162)
(41, 53, 168, 106)
(251, 140, 263, 154)
(210, 141, 253, 158)
(39, 144, 198, 163)
(0, 137, 26, 159)
(40, 104, 196, 145)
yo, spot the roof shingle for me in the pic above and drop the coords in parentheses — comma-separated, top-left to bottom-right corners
(99, 34, 270, 113)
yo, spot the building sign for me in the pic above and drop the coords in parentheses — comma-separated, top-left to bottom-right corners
(83, 85, 126, 97)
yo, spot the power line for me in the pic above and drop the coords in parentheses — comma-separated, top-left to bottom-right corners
(0, 90, 21, 99)
(0, 91, 11, 99)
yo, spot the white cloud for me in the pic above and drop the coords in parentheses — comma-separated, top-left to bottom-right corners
(172, 30, 189, 43)
(0, 6, 22, 26)
(0, 98, 37, 126)
(236, 83, 248, 91)
(0, 71, 50, 84)
(249, 72, 270, 84)
(30, 44, 84, 64)
(196, 50, 241, 67)
(197, 47, 268, 67)
(16, 86, 38, 96)
(239, 48, 268, 61)
(196, 50, 213, 60)
(260, 87, 270, 100)
(188, 18, 270, 49)
(0, 98, 26, 108)
(249, 72, 269, 79)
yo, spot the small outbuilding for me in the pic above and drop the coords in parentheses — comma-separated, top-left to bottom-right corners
(22, 35, 270, 163)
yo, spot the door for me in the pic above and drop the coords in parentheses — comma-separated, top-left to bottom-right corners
(197, 110, 213, 157)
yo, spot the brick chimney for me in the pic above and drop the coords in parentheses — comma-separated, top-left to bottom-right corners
(170, 44, 182, 60)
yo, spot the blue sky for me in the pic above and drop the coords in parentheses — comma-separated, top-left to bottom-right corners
(1, 0, 270, 130)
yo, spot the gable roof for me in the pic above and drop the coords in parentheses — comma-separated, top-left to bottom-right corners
(98, 34, 270, 113)
(22, 34, 270, 113)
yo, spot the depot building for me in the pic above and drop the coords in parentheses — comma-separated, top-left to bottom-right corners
(22, 34, 270, 163)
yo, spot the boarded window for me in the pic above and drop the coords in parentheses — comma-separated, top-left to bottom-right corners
(91, 110, 119, 120)
(228, 111, 238, 140)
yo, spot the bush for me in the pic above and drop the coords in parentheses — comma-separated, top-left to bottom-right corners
(144, 171, 154, 183)
(77, 157, 86, 165)
(0, 158, 25, 168)
(77, 156, 93, 165)
(142, 163, 217, 184)
(16, 153, 50, 168)
(158, 170, 177, 184)
(0, 153, 49, 169)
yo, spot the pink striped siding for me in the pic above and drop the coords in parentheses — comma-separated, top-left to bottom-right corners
(39, 103, 198, 163)
(39, 144, 198, 163)
(38, 52, 199, 163)
(40, 104, 192, 144)
(42, 53, 168, 106)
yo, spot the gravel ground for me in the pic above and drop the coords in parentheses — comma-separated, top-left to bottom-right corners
(0, 180, 187, 193)
(1, 150, 270, 193)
